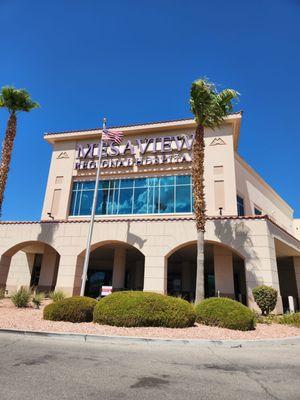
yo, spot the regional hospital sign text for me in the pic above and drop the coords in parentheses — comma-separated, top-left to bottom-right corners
(74, 134, 194, 170)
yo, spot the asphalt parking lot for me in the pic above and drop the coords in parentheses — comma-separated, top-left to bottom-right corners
(0, 333, 299, 400)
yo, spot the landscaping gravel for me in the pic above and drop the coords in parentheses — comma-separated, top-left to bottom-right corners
(1, 298, 299, 340)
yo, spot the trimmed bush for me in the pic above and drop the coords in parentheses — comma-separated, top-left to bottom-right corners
(252, 285, 277, 315)
(93, 291, 196, 328)
(195, 297, 255, 331)
(11, 287, 31, 308)
(43, 296, 97, 323)
(49, 290, 66, 302)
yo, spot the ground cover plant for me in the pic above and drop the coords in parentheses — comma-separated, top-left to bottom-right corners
(11, 287, 31, 308)
(43, 296, 97, 323)
(252, 285, 277, 315)
(49, 290, 66, 302)
(195, 297, 255, 331)
(277, 313, 300, 328)
(32, 292, 45, 309)
(93, 291, 196, 328)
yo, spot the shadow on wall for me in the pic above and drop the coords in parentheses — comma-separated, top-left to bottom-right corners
(0, 254, 11, 289)
(214, 219, 268, 300)
(126, 221, 147, 250)
(37, 221, 59, 247)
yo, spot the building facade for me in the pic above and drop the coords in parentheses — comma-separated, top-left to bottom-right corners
(1, 113, 300, 312)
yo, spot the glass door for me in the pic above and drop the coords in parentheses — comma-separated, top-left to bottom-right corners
(85, 270, 112, 298)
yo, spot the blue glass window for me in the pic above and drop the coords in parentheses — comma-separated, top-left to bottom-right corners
(69, 175, 192, 216)
(237, 195, 245, 216)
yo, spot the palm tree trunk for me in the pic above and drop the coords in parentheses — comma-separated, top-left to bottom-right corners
(192, 124, 206, 303)
(0, 112, 17, 216)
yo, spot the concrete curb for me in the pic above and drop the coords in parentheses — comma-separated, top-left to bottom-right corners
(1, 328, 300, 347)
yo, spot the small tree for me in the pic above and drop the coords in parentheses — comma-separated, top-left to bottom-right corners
(252, 285, 278, 315)
(189, 78, 239, 302)
(0, 86, 39, 215)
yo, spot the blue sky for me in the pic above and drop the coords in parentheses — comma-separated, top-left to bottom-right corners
(0, 0, 299, 220)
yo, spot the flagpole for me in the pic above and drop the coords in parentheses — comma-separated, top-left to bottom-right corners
(80, 117, 106, 296)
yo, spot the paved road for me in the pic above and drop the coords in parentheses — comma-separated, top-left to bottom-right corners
(0, 333, 299, 400)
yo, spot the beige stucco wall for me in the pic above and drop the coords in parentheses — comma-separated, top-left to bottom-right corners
(1, 115, 299, 313)
(1, 217, 300, 312)
(235, 155, 294, 232)
(41, 117, 295, 241)
(293, 219, 300, 241)
(41, 120, 239, 220)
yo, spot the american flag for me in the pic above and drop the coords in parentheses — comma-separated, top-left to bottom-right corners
(102, 128, 124, 144)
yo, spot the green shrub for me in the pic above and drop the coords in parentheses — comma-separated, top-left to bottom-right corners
(93, 291, 196, 328)
(252, 285, 277, 315)
(49, 290, 66, 302)
(11, 287, 31, 308)
(43, 296, 97, 323)
(276, 312, 300, 328)
(32, 292, 45, 309)
(195, 297, 255, 331)
(0, 288, 5, 299)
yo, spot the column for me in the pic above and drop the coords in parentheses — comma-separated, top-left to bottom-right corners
(244, 237, 283, 314)
(181, 261, 192, 293)
(293, 256, 300, 308)
(134, 259, 144, 290)
(112, 247, 126, 290)
(143, 255, 166, 294)
(6, 251, 34, 293)
(55, 253, 80, 296)
(38, 249, 59, 291)
(0, 254, 11, 290)
(213, 245, 235, 298)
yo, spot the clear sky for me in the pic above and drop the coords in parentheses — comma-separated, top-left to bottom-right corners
(0, 0, 299, 220)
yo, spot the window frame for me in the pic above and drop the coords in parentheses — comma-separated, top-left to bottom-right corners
(254, 205, 263, 216)
(237, 194, 245, 216)
(69, 174, 193, 218)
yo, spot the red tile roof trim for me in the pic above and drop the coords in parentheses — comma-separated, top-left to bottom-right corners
(0, 214, 265, 225)
(44, 112, 242, 136)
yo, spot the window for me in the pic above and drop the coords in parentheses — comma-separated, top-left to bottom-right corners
(237, 195, 245, 216)
(69, 175, 193, 216)
(254, 206, 262, 216)
(213, 165, 223, 175)
(214, 180, 225, 210)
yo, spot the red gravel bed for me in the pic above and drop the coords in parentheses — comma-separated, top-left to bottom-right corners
(1, 299, 300, 340)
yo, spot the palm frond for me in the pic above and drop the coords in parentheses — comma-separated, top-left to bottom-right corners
(189, 78, 239, 128)
(0, 86, 39, 113)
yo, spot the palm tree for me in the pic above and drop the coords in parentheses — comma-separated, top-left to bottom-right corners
(0, 86, 39, 216)
(190, 78, 239, 303)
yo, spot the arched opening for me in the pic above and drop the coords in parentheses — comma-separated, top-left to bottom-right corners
(167, 242, 247, 304)
(0, 241, 60, 294)
(74, 242, 145, 298)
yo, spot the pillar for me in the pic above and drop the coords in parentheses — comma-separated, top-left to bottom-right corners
(55, 253, 79, 296)
(112, 247, 126, 290)
(143, 255, 166, 294)
(244, 236, 283, 314)
(213, 245, 235, 298)
(293, 256, 300, 308)
(0, 254, 11, 290)
(6, 251, 34, 293)
(134, 259, 144, 290)
(181, 261, 192, 292)
(38, 248, 59, 291)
